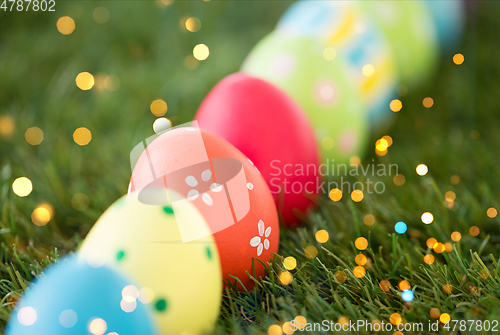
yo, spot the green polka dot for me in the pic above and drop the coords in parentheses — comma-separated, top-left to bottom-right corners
(206, 246, 212, 260)
(155, 298, 168, 312)
(162, 206, 174, 214)
(117, 250, 125, 261)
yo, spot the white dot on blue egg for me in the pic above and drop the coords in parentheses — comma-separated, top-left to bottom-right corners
(59, 309, 78, 328)
(394, 221, 407, 234)
(402, 290, 414, 302)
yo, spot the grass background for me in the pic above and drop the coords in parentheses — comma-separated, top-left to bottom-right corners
(1, 1, 500, 334)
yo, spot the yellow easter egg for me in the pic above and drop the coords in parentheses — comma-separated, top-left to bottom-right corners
(78, 189, 221, 335)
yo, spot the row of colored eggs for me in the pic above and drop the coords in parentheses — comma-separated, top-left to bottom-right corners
(197, 0, 465, 226)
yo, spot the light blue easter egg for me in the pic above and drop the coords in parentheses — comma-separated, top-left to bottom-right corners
(5, 255, 157, 335)
(424, 0, 465, 52)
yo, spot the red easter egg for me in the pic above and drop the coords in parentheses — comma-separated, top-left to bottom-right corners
(130, 128, 279, 290)
(195, 73, 321, 227)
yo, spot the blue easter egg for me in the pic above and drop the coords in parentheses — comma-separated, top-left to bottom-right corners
(425, 0, 465, 52)
(5, 255, 157, 335)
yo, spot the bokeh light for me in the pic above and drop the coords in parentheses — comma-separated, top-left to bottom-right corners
(185, 17, 201, 32)
(451, 231, 461, 242)
(351, 190, 364, 202)
(444, 191, 456, 202)
(31, 204, 53, 226)
(433, 243, 445, 254)
(153, 117, 172, 134)
(382, 135, 393, 147)
(304, 245, 318, 259)
(393, 174, 405, 186)
(424, 254, 435, 264)
(479, 269, 489, 280)
(422, 97, 434, 108)
(193, 44, 209, 61)
(394, 221, 407, 234)
(282, 322, 294, 335)
(104, 75, 120, 91)
(402, 290, 414, 302)
(323, 47, 336, 61)
(416, 164, 428, 176)
(150, 99, 168, 116)
(315, 230, 329, 243)
(278, 271, 293, 285)
(469, 226, 480, 236)
(18, 306, 37, 326)
(25, 127, 44, 145)
(487, 207, 497, 218)
(329, 188, 342, 201)
(294, 316, 307, 330)
(440, 313, 451, 324)
(362, 64, 375, 77)
(76, 72, 95, 90)
(453, 53, 464, 65)
(421, 212, 434, 224)
(389, 313, 402, 325)
(73, 127, 92, 146)
(71, 193, 89, 211)
(426, 238, 438, 248)
(363, 214, 375, 226)
(430, 308, 440, 319)
(0, 115, 15, 137)
(355, 254, 367, 266)
(450, 175, 460, 185)
(355, 237, 368, 250)
(442, 283, 453, 294)
(12, 177, 33, 197)
(334, 270, 347, 284)
(57, 16, 75, 35)
(93, 7, 110, 24)
(349, 156, 361, 167)
(267, 325, 282, 335)
(89, 318, 107, 335)
(379, 280, 391, 292)
(321, 137, 335, 150)
(398, 280, 410, 291)
(389, 99, 402, 112)
(353, 266, 366, 278)
(283, 256, 297, 271)
(184, 55, 199, 70)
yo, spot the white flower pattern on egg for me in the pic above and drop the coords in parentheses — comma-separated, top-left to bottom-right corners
(249, 220, 271, 256)
(186, 169, 221, 206)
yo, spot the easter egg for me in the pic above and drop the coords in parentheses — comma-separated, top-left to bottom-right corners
(276, 0, 398, 131)
(195, 73, 321, 226)
(424, 0, 465, 52)
(360, 0, 439, 87)
(5, 255, 157, 335)
(242, 33, 368, 165)
(79, 190, 221, 335)
(129, 128, 280, 290)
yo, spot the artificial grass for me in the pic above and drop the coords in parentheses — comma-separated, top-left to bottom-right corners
(1, 1, 500, 334)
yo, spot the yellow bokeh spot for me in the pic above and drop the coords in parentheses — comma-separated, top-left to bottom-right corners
(444, 242, 453, 253)
(57, 16, 75, 35)
(390, 99, 402, 112)
(315, 230, 329, 243)
(423, 97, 434, 108)
(451, 231, 461, 242)
(329, 188, 342, 201)
(362, 64, 375, 77)
(394, 332, 403, 335)
(104, 75, 120, 91)
(278, 271, 293, 285)
(334, 270, 347, 284)
(283, 256, 297, 271)
(353, 266, 365, 278)
(93, 7, 110, 24)
(393, 174, 405, 186)
(421, 212, 434, 224)
(450, 175, 460, 185)
(375, 147, 387, 156)
(304, 245, 318, 259)
(416, 164, 428, 176)
(294, 316, 307, 330)
(321, 137, 335, 150)
(0, 115, 15, 137)
(424, 254, 435, 265)
(430, 308, 441, 319)
(349, 156, 361, 167)
(442, 283, 453, 294)
(389, 313, 402, 325)
(150, 99, 168, 117)
(379, 279, 391, 292)
(76, 72, 95, 91)
(24, 127, 44, 145)
(433, 242, 445, 254)
(363, 214, 375, 226)
(89, 318, 107, 335)
(453, 53, 464, 65)
(12, 177, 33, 197)
(469, 226, 480, 237)
(382, 135, 393, 147)
(31, 204, 53, 226)
(355, 254, 367, 266)
(185, 17, 201, 32)
(282, 321, 295, 335)
(267, 324, 283, 335)
(355, 237, 368, 251)
(184, 55, 199, 70)
(375, 138, 389, 151)
(487, 207, 498, 218)
(73, 127, 92, 146)
(323, 47, 336, 61)
(338, 316, 349, 326)
(444, 191, 456, 202)
(193, 44, 209, 61)
(351, 190, 364, 202)
(440, 313, 451, 324)
(426, 238, 438, 248)
(398, 280, 410, 291)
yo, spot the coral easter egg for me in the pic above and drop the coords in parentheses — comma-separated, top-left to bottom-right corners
(242, 33, 368, 165)
(79, 190, 221, 335)
(6, 255, 157, 335)
(129, 128, 280, 290)
(276, 0, 398, 132)
(195, 73, 321, 226)
(360, 0, 439, 87)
